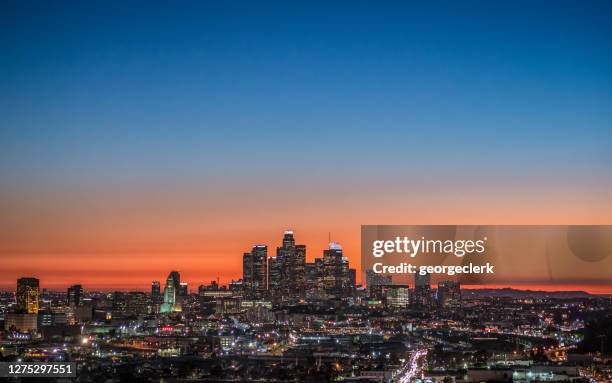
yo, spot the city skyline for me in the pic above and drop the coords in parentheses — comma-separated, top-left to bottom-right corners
(1, 2, 610, 381)
(3, 228, 612, 294)
(2, 1, 611, 292)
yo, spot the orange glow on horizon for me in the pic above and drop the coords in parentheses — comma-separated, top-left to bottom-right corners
(1, 180, 611, 292)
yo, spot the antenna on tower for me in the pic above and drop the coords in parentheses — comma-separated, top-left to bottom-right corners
(328, 232, 331, 243)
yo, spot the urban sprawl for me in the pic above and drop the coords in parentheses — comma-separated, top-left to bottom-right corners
(1, 230, 611, 382)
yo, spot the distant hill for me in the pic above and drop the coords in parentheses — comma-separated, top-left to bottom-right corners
(463, 288, 593, 299)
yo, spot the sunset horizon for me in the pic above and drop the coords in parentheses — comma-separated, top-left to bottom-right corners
(1, 2, 611, 381)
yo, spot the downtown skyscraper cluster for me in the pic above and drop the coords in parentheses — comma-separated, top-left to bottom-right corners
(242, 230, 355, 303)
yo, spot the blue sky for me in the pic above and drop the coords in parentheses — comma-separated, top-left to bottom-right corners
(1, 0, 611, 186)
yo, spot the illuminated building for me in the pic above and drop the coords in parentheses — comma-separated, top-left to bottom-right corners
(304, 262, 318, 294)
(321, 242, 353, 298)
(274, 230, 306, 301)
(168, 271, 181, 292)
(383, 285, 411, 308)
(151, 281, 161, 304)
(437, 280, 461, 309)
(112, 291, 127, 312)
(268, 256, 282, 295)
(414, 271, 432, 307)
(37, 310, 54, 327)
(160, 271, 181, 313)
(365, 270, 392, 295)
(349, 268, 356, 288)
(16, 277, 39, 314)
(67, 284, 83, 307)
(243, 245, 268, 300)
(4, 312, 37, 332)
(178, 282, 188, 297)
(125, 291, 148, 315)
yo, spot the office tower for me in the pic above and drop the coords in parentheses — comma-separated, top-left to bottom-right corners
(365, 269, 392, 295)
(275, 230, 306, 301)
(415, 271, 430, 288)
(437, 280, 461, 309)
(321, 242, 353, 298)
(16, 277, 40, 314)
(313, 258, 325, 297)
(151, 281, 161, 304)
(304, 262, 318, 295)
(160, 271, 181, 313)
(349, 268, 357, 289)
(125, 292, 148, 315)
(67, 284, 83, 307)
(168, 271, 181, 292)
(112, 291, 127, 312)
(414, 271, 432, 307)
(178, 282, 188, 297)
(243, 245, 268, 300)
(268, 256, 282, 295)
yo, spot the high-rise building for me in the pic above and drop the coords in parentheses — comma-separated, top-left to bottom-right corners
(243, 245, 268, 300)
(304, 262, 319, 295)
(67, 284, 83, 307)
(178, 282, 189, 297)
(160, 271, 181, 313)
(275, 230, 306, 301)
(268, 256, 282, 295)
(415, 271, 430, 289)
(125, 291, 148, 315)
(112, 291, 127, 312)
(168, 271, 181, 292)
(437, 280, 461, 309)
(414, 272, 432, 307)
(365, 270, 392, 295)
(321, 242, 353, 298)
(349, 268, 357, 289)
(16, 277, 40, 314)
(151, 281, 161, 304)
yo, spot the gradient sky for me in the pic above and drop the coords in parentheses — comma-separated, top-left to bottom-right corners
(1, 1, 611, 291)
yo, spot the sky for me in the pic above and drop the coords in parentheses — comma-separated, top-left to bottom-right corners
(1, 1, 611, 292)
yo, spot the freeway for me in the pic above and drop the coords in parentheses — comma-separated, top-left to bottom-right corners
(395, 348, 428, 383)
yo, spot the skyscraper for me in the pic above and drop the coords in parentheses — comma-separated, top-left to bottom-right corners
(178, 282, 188, 297)
(414, 272, 432, 308)
(67, 284, 83, 307)
(349, 268, 357, 289)
(304, 262, 319, 296)
(243, 245, 268, 300)
(16, 277, 39, 314)
(168, 271, 181, 293)
(321, 242, 353, 298)
(151, 281, 161, 304)
(437, 280, 461, 309)
(275, 230, 306, 301)
(268, 256, 282, 295)
(160, 271, 181, 313)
